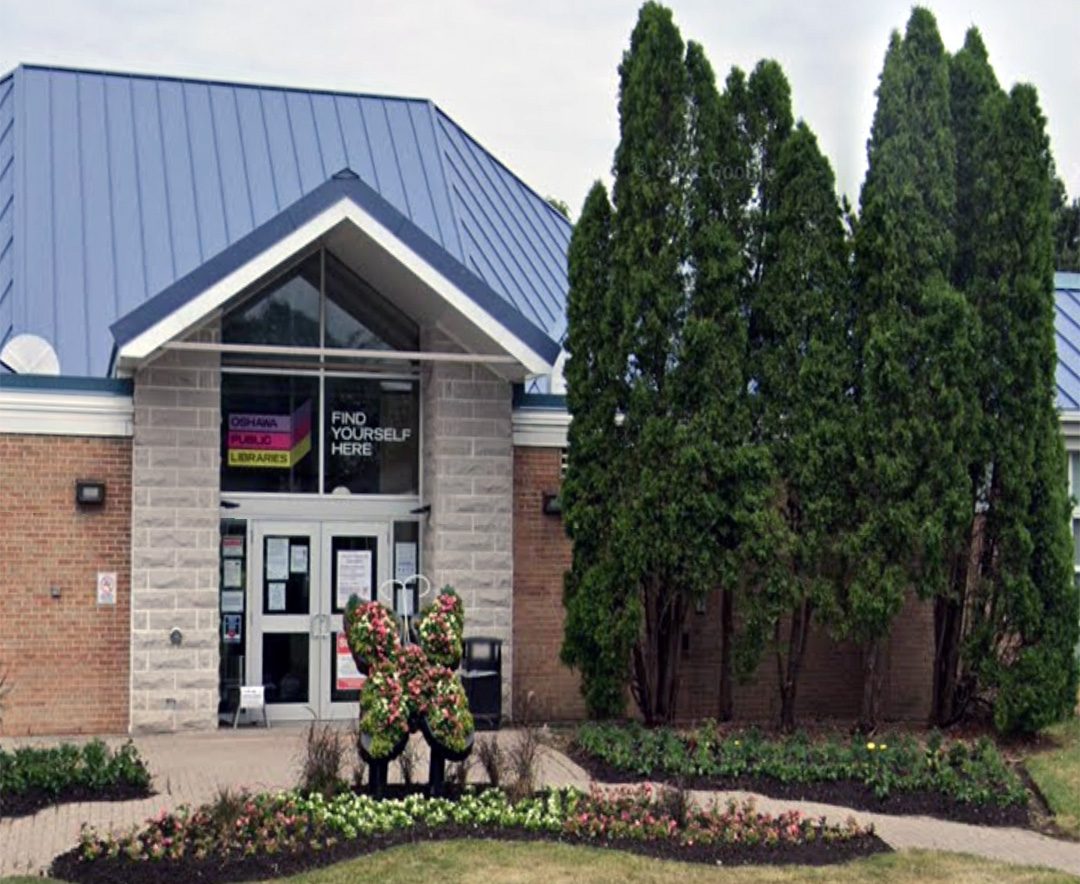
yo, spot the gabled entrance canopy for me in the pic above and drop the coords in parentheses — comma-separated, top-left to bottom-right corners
(110, 172, 561, 379)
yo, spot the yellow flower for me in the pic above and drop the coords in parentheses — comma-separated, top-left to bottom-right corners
(880, 743, 887, 750)
(866, 741, 876, 751)
(734, 740, 741, 746)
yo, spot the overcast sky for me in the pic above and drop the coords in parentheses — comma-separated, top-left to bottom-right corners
(2, 1, 1078, 218)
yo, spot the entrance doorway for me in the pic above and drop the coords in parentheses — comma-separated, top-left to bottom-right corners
(248, 519, 391, 721)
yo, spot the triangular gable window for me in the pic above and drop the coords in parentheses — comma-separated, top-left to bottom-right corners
(222, 248, 419, 354)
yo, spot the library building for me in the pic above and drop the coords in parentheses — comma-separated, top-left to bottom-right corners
(2, 64, 1079, 735)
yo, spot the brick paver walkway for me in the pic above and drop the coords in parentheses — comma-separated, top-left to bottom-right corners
(2, 727, 1079, 878)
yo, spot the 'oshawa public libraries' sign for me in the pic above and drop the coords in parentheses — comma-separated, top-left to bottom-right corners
(226, 404, 413, 468)
(227, 401, 312, 468)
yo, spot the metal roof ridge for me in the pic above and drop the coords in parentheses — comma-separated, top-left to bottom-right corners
(9, 62, 432, 106)
(430, 102, 573, 234)
(108, 173, 561, 366)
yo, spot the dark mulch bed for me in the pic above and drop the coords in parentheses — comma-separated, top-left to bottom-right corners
(51, 824, 890, 884)
(569, 749, 1030, 828)
(0, 782, 154, 821)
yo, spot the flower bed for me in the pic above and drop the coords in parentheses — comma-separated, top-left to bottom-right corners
(52, 785, 886, 884)
(573, 722, 1030, 826)
(0, 740, 152, 819)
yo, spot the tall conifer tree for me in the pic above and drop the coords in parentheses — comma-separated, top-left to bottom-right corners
(960, 81, 1080, 732)
(563, 4, 771, 723)
(745, 122, 853, 731)
(849, 8, 978, 727)
(561, 182, 634, 717)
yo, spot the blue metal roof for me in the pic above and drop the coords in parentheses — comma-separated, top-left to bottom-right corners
(1056, 272, 1080, 410)
(0, 64, 570, 377)
(0, 72, 13, 362)
(110, 173, 562, 366)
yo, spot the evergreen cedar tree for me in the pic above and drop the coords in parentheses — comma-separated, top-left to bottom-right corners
(744, 121, 853, 733)
(562, 1, 1080, 733)
(848, 7, 980, 729)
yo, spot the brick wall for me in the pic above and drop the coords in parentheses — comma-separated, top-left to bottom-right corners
(512, 445, 934, 723)
(0, 434, 131, 735)
(129, 323, 221, 732)
(421, 328, 515, 717)
(512, 446, 585, 721)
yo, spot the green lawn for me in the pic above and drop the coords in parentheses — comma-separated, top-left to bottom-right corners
(2, 844, 1073, 884)
(1027, 714, 1080, 839)
(275, 842, 1076, 883)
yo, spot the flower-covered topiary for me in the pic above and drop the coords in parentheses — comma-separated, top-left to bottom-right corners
(344, 598, 400, 668)
(422, 664, 474, 754)
(344, 588, 474, 763)
(358, 667, 410, 760)
(415, 588, 465, 668)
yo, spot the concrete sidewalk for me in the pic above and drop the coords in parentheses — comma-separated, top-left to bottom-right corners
(0, 725, 580, 876)
(2, 727, 1079, 878)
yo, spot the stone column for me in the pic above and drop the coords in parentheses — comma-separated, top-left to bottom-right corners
(421, 328, 514, 718)
(129, 323, 221, 732)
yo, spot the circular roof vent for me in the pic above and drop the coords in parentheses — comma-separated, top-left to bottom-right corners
(0, 333, 61, 375)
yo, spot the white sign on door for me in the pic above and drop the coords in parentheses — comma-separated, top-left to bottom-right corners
(337, 549, 372, 607)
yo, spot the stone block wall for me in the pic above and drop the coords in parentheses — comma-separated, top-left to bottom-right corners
(0, 434, 131, 735)
(129, 324, 221, 731)
(421, 328, 514, 717)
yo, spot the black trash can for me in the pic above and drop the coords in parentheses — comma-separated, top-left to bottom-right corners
(461, 637, 502, 730)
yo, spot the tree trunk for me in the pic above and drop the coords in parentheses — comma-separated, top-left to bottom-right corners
(718, 588, 734, 721)
(859, 637, 885, 732)
(933, 509, 986, 726)
(777, 600, 812, 732)
(932, 594, 964, 726)
(632, 579, 688, 725)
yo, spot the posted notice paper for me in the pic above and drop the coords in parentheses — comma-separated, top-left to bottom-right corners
(337, 549, 372, 608)
(266, 538, 289, 580)
(268, 582, 286, 612)
(290, 543, 308, 575)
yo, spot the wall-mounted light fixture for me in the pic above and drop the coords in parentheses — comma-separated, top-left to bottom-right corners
(75, 480, 106, 507)
(542, 492, 562, 516)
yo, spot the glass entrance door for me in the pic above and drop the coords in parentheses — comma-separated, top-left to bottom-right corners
(320, 521, 392, 719)
(249, 520, 390, 722)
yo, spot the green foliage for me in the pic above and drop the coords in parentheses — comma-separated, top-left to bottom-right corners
(575, 722, 1028, 807)
(1052, 178, 1080, 272)
(847, 8, 980, 726)
(0, 740, 150, 802)
(945, 29, 1080, 731)
(740, 116, 854, 728)
(560, 181, 634, 718)
(346, 591, 474, 757)
(563, 3, 765, 723)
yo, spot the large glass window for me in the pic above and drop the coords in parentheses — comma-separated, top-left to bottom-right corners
(324, 252, 418, 351)
(324, 377, 419, 495)
(221, 373, 419, 496)
(221, 374, 320, 494)
(219, 246, 422, 497)
(222, 253, 321, 347)
(222, 248, 418, 353)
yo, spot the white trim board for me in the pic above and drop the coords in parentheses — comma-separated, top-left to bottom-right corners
(0, 389, 134, 437)
(114, 199, 554, 377)
(512, 408, 570, 448)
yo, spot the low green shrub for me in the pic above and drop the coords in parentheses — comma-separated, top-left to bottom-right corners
(0, 739, 151, 799)
(76, 784, 873, 864)
(575, 722, 1028, 807)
